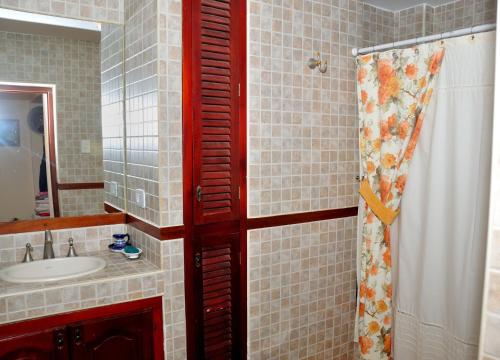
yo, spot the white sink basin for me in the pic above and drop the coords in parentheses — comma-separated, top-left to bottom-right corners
(0, 257, 106, 283)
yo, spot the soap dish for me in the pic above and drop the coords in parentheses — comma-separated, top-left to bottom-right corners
(122, 246, 143, 260)
(108, 242, 126, 253)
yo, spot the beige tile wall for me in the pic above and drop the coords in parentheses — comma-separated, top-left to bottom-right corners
(160, 237, 186, 359)
(0, 223, 126, 264)
(125, 226, 187, 359)
(124, 0, 160, 223)
(0, 0, 124, 24)
(432, 0, 497, 34)
(247, 0, 361, 218)
(360, 3, 394, 47)
(101, 23, 126, 210)
(124, 0, 183, 227)
(158, 0, 183, 227)
(248, 217, 357, 359)
(394, 4, 425, 41)
(363, 0, 497, 47)
(59, 189, 105, 217)
(0, 265, 163, 324)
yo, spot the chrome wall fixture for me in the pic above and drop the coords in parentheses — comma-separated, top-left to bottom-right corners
(307, 52, 327, 73)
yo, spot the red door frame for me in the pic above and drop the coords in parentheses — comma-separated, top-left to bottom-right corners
(0, 84, 60, 217)
(182, 0, 247, 358)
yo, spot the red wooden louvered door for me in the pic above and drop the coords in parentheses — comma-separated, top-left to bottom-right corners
(191, 0, 241, 226)
(188, 0, 244, 359)
(193, 230, 241, 359)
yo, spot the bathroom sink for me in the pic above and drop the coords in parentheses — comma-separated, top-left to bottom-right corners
(0, 257, 106, 283)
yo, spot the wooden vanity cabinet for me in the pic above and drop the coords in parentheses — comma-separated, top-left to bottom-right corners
(0, 297, 163, 360)
(0, 326, 68, 360)
(69, 310, 153, 360)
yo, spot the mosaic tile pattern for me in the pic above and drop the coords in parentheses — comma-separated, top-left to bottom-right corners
(432, 0, 497, 35)
(59, 189, 104, 217)
(362, 0, 497, 46)
(361, 3, 394, 47)
(248, 217, 358, 359)
(101, 23, 126, 211)
(123, 0, 183, 227)
(0, 0, 124, 24)
(114, 227, 187, 359)
(394, 5, 425, 41)
(425, 4, 434, 36)
(127, 224, 162, 267)
(161, 238, 186, 360)
(158, 0, 183, 227)
(0, 223, 126, 264)
(124, 0, 160, 224)
(0, 271, 163, 324)
(247, 0, 361, 218)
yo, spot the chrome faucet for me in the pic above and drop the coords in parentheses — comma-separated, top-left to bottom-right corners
(66, 237, 78, 257)
(22, 243, 34, 263)
(43, 229, 55, 259)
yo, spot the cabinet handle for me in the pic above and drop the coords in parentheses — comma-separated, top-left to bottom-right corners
(74, 327, 82, 344)
(54, 330, 65, 350)
(196, 185, 202, 202)
(194, 252, 201, 268)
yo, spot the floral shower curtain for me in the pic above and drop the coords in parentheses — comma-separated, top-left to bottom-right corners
(356, 43, 445, 359)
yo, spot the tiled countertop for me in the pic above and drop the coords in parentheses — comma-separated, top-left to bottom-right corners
(0, 250, 161, 297)
(0, 250, 164, 324)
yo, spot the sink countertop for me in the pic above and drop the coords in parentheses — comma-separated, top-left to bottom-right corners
(0, 250, 162, 298)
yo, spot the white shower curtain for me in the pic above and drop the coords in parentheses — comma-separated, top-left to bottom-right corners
(392, 31, 495, 359)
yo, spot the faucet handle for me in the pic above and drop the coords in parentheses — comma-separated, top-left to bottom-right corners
(22, 243, 34, 263)
(67, 237, 78, 257)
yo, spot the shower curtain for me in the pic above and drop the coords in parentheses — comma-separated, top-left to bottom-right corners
(392, 31, 495, 359)
(355, 44, 445, 359)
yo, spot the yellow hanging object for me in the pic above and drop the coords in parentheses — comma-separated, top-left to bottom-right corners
(359, 179, 400, 225)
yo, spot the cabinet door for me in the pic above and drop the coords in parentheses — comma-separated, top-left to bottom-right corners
(191, 0, 242, 225)
(194, 230, 241, 358)
(0, 327, 68, 360)
(69, 310, 153, 360)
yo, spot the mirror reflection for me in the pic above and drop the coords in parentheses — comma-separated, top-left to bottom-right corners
(0, 15, 125, 221)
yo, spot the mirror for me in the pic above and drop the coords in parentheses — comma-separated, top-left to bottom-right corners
(0, 12, 125, 221)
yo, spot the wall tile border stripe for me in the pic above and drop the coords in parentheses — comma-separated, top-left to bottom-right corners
(126, 214, 185, 241)
(246, 206, 359, 230)
(109, 203, 358, 239)
(0, 204, 357, 237)
(57, 182, 104, 190)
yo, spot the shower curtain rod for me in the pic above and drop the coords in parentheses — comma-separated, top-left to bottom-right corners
(352, 23, 496, 56)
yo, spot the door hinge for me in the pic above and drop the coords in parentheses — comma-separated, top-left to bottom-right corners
(238, 83, 240, 97)
(239, 252, 241, 265)
(238, 186, 240, 199)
